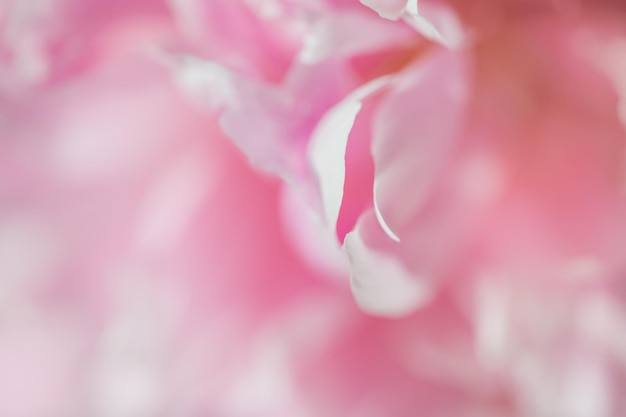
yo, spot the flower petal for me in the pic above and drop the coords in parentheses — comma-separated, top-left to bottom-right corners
(359, 0, 414, 20)
(371, 50, 469, 240)
(344, 210, 433, 317)
(359, 0, 463, 48)
(309, 76, 392, 236)
(299, 10, 415, 65)
(402, 1, 464, 49)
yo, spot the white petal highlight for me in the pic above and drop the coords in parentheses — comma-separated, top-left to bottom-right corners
(172, 55, 240, 110)
(299, 11, 414, 65)
(308, 76, 392, 235)
(359, 0, 464, 49)
(359, 0, 415, 20)
(344, 211, 432, 317)
(402, 2, 464, 49)
(373, 186, 401, 242)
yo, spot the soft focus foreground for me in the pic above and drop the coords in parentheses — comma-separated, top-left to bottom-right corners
(2, 1, 626, 417)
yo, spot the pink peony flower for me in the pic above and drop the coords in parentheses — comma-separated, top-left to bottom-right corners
(4, 0, 626, 417)
(184, 0, 626, 415)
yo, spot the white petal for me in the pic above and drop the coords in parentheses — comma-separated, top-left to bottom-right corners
(344, 211, 432, 317)
(299, 11, 414, 65)
(373, 186, 400, 242)
(405, 0, 418, 15)
(359, 0, 464, 49)
(359, 0, 415, 20)
(308, 76, 392, 234)
(402, 3, 464, 49)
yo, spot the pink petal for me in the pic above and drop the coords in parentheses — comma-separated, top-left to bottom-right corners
(371, 49, 470, 241)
